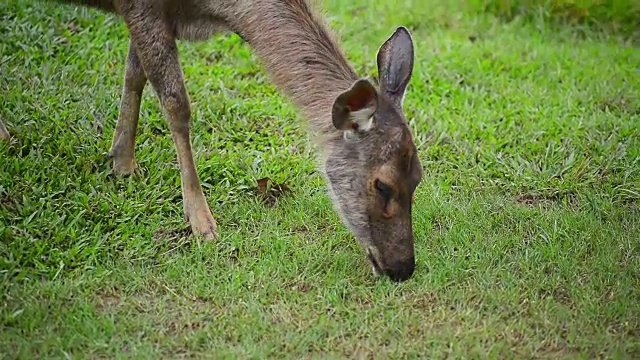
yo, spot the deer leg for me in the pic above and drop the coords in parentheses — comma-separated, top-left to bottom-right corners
(0, 118, 9, 141)
(109, 41, 146, 175)
(124, 14, 218, 240)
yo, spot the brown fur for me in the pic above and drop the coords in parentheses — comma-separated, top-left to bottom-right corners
(1, 0, 423, 281)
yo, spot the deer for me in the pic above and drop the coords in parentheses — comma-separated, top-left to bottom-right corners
(1, 0, 424, 282)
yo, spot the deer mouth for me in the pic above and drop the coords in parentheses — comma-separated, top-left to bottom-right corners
(366, 248, 383, 277)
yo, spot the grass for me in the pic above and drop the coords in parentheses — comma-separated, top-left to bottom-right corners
(465, 0, 640, 39)
(1, 0, 639, 358)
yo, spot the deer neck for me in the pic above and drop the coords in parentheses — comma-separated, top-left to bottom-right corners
(233, 0, 359, 139)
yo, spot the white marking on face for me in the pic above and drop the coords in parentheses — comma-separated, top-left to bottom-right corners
(372, 265, 382, 277)
(350, 108, 375, 131)
(343, 108, 374, 142)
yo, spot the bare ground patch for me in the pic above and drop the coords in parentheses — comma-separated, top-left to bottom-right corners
(515, 193, 579, 208)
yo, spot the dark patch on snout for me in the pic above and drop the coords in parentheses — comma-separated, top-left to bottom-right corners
(385, 256, 415, 282)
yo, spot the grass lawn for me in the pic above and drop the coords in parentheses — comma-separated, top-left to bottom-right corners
(1, 0, 639, 358)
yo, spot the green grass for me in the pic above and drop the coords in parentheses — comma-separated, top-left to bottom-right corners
(466, 0, 640, 39)
(1, 0, 639, 358)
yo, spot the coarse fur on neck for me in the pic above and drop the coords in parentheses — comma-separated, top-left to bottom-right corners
(232, 0, 359, 145)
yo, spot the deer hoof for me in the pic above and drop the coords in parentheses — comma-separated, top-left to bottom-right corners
(186, 207, 219, 241)
(108, 153, 138, 176)
(113, 159, 138, 176)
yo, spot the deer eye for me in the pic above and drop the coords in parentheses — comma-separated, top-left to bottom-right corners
(375, 179, 393, 199)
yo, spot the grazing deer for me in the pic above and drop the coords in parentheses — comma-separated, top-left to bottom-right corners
(2, 0, 423, 281)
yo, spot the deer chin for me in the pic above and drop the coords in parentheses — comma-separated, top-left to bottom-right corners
(366, 247, 384, 277)
(340, 220, 384, 278)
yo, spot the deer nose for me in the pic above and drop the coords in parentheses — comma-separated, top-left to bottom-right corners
(385, 257, 415, 282)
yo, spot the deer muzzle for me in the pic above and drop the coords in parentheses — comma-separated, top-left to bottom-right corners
(367, 246, 415, 282)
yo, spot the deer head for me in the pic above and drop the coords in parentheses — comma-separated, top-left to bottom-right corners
(324, 27, 422, 282)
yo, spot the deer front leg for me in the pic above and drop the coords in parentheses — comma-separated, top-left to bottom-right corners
(109, 41, 146, 175)
(125, 15, 218, 240)
(0, 118, 9, 141)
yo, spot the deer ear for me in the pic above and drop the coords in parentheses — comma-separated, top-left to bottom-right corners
(376, 26, 414, 107)
(332, 79, 378, 135)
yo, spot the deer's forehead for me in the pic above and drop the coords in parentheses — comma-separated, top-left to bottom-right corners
(371, 127, 421, 191)
(375, 143, 417, 178)
(377, 125, 415, 158)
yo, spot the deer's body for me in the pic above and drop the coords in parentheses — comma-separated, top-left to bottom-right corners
(3, 0, 423, 281)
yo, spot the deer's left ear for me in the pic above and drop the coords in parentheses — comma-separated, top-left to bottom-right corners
(376, 26, 414, 107)
(332, 79, 378, 138)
